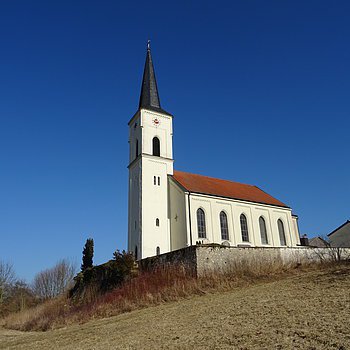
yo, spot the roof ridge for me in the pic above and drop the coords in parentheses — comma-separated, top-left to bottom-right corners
(174, 170, 257, 188)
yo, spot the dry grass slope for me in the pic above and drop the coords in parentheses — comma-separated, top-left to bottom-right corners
(1, 263, 350, 349)
(3, 256, 293, 331)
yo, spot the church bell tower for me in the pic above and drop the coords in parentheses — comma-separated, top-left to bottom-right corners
(128, 42, 174, 260)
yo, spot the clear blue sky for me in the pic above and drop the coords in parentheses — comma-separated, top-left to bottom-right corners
(1, 1, 349, 282)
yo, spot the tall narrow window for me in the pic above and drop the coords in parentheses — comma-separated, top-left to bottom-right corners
(152, 137, 160, 156)
(154, 176, 156, 185)
(240, 214, 249, 242)
(259, 217, 268, 245)
(197, 208, 206, 239)
(158, 176, 160, 186)
(134, 246, 138, 260)
(220, 211, 229, 240)
(156, 246, 160, 255)
(135, 139, 139, 159)
(278, 219, 286, 246)
(156, 218, 160, 227)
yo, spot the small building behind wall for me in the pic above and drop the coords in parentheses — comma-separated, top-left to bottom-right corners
(328, 220, 350, 247)
(309, 236, 329, 248)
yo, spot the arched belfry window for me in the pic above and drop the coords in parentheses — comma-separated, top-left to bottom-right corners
(220, 211, 229, 240)
(152, 137, 160, 157)
(240, 214, 249, 242)
(197, 208, 206, 239)
(156, 246, 160, 256)
(278, 219, 286, 246)
(259, 216, 268, 245)
(156, 218, 160, 227)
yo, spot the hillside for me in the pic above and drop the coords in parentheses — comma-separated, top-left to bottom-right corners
(1, 264, 349, 349)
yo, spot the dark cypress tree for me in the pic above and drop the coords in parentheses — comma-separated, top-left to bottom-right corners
(81, 238, 94, 272)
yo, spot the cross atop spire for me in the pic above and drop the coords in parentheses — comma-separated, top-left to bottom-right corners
(138, 41, 171, 115)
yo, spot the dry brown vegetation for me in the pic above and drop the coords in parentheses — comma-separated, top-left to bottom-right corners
(0, 257, 344, 333)
(0, 262, 349, 349)
(3, 255, 295, 331)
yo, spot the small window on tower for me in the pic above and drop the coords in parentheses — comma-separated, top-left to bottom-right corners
(154, 176, 156, 185)
(156, 218, 160, 227)
(158, 177, 160, 186)
(135, 139, 139, 159)
(156, 246, 160, 256)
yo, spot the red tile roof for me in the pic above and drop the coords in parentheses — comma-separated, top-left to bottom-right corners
(172, 170, 289, 208)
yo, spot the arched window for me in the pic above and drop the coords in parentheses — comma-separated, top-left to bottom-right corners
(278, 219, 286, 246)
(153, 176, 156, 185)
(156, 246, 160, 255)
(197, 208, 206, 238)
(152, 137, 160, 156)
(156, 218, 160, 227)
(135, 139, 139, 159)
(259, 216, 268, 245)
(220, 211, 229, 240)
(240, 214, 249, 242)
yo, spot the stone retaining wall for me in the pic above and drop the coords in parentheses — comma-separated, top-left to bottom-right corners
(139, 245, 197, 276)
(195, 245, 350, 276)
(140, 245, 350, 277)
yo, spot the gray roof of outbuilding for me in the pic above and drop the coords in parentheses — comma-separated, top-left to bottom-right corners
(327, 220, 350, 236)
(138, 42, 172, 116)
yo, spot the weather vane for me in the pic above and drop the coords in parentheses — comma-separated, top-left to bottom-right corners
(147, 39, 151, 51)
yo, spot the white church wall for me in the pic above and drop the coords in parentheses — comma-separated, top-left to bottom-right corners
(168, 179, 188, 250)
(292, 216, 300, 246)
(188, 193, 299, 248)
(141, 157, 171, 258)
(128, 161, 142, 257)
(137, 109, 174, 259)
(141, 110, 173, 168)
(128, 112, 141, 164)
(128, 107, 175, 260)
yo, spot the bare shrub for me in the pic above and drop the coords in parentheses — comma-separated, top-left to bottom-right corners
(0, 261, 16, 304)
(311, 239, 350, 263)
(4, 295, 68, 331)
(33, 259, 77, 300)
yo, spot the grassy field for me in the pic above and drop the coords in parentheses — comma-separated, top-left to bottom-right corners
(1, 264, 349, 350)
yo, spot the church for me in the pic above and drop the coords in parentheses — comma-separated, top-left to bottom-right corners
(128, 43, 301, 260)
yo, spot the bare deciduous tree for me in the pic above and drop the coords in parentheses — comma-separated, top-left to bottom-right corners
(0, 261, 16, 303)
(32, 259, 77, 299)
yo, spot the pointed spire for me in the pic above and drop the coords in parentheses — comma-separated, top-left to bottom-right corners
(138, 41, 171, 115)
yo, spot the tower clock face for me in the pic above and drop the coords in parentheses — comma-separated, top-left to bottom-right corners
(152, 117, 160, 127)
